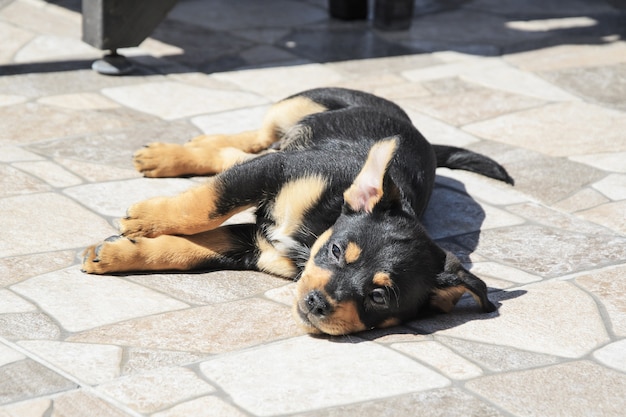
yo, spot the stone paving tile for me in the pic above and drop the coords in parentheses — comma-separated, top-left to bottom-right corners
(540, 63, 626, 111)
(122, 348, 206, 376)
(592, 173, 626, 201)
(576, 265, 626, 337)
(0, 359, 77, 405)
(96, 367, 215, 414)
(593, 339, 626, 373)
(0, 250, 76, 287)
(199, 336, 450, 416)
(0, 193, 115, 257)
(151, 396, 248, 417)
(12, 267, 189, 332)
(463, 101, 626, 157)
(569, 151, 626, 173)
(552, 188, 611, 213)
(17, 340, 122, 385)
(101, 81, 268, 120)
(465, 361, 626, 417)
(68, 298, 303, 354)
(294, 387, 504, 417)
(504, 42, 626, 71)
(413, 280, 609, 358)
(0, 313, 61, 341)
(0, 165, 50, 197)
(577, 201, 626, 235)
(64, 178, 194, 218)
(0, 289, 36, 313)
(391, 341, 484, 380)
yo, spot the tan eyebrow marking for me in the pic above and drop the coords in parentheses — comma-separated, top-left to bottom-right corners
(373, 272, 393, 287)
(345, 241, 362, 264)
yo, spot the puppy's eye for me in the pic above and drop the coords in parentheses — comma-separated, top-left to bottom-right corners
(369, 288, 387, 306)
(331, 243, 342, 260)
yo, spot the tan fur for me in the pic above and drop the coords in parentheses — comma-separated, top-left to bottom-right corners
(344, 242, 362, 264)
(373, 272, 393, 287)
(82, 229, 234, 274)
(120, 179, 253, 238)
(256, 234, 298, 278)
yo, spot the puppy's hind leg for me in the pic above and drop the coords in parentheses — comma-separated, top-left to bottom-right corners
(134, 95, 328, 178)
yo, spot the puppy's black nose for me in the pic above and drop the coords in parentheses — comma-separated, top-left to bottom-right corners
(305, 290, 332, 317)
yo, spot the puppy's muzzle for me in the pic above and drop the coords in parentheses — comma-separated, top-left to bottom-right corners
(300, 290, 333, 318)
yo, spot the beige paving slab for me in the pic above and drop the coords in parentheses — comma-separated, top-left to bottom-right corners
(64, 178, 194, 218)
(212, 63, 344, 101)
(47, 389, 134, 417)
(17, 341, 122, 385)
(0, 289, 36, 313)
(0, 250, 76, 287)
(96, 367, 214, 414)
(0, 193, 116, 257)
(0, 165, 50, 197)
(190, 104, 269, 134)
(0, 102, 157, 145)
(0, 359, 77, 405)
(577, 201, 626, 235)
(0, 0, 81, 38)
(391, 341, 483, 380)
(468, 224, 626, 277)
(152, 396, 247, 417)
(552, 188, 610, 213)
(468, 262, 542, 284)
(14, 35, 99, 63)
(576, 265, 626, 336)
(396, 106, 481, 148)
(436, 336, 561, 372)
(0, 344, 26, 367)
(12, 267, 189, 332)
(0, 313, 61, 340)
(0, 21, 34, 63)
(415, 280, 609, 358)
(68, 298, 304, 354)
(593, 339, 626, 373)
(434, 170, 528, 206)
(0, 95, 28, 107)
(0, 146, 43, 162)
(122, 348, 205, 376)
(127, 270, 287, 305)
(199, 336, 450, 416)
(12, 161, 82, 188)
(464, 102, 626, 157)
(592, 173, 626, 201)
(101, 81, 268, 120)
(569, 152, 626, 173)
(37, 93, 120, 111)
(403, 87, 545, 126)
(295, 387, 504, 417)
(504, 41, 626, 71)
(54, 158, 139, 183)
(0, 397, 50, 417)
(466, 361, 626, 417)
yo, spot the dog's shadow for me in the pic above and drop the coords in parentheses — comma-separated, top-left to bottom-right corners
(335, 175, 527, 342)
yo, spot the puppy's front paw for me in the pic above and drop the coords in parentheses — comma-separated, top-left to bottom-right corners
(82, 235, 137, 274)
(133, 143, 190, 178)
(119, 197, 171, 238)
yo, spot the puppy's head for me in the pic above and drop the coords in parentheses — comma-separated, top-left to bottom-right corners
(295, 138, 496, 335)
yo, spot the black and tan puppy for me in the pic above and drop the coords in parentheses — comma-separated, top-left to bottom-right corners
(83, 88, 513, 335)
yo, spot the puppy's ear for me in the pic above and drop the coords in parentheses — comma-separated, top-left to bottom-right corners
(429, 251, 497, 314)
(344, 138, 398, 213)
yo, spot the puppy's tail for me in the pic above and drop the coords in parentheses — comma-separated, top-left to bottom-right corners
(433, 145, 514, 185)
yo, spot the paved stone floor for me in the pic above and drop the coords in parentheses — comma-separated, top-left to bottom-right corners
(1, 0, 626, 416)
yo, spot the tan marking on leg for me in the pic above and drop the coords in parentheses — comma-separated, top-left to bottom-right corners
(344, 242, 362, 264)
(82, 229, 234, 274)
(373, 272, 393, 287)
(256, 234, 297, 278)
(120, 179, 253, 238)
(270, 175, 327, 240)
